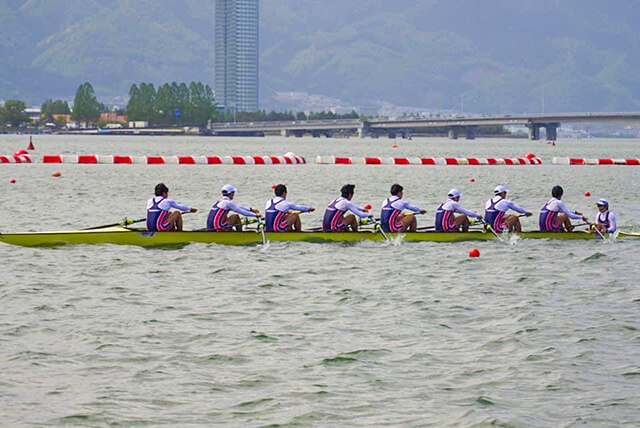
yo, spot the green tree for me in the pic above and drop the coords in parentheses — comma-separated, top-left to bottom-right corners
(72, 82, 101, 124)
(126, 84, 142, 121)
(41, 99, 71, 122)
(2, 100, 28, 127)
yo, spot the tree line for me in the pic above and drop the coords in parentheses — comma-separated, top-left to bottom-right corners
(227, 109, 360, 123)
(126, 82, 218, 126)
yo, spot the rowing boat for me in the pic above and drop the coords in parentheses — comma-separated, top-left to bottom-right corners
(0, 226, 636, 247)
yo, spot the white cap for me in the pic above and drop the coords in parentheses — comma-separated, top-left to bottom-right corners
(494, 185, 509, 195)
(222, 184, 237, 195)
(448, 188, 462, 198)
(596, 198, 609, 206)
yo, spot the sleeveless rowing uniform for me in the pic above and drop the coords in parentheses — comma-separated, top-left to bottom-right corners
(323, 197, 346, 232)
(597, 211, 611, 230)
(207, 200, 229, 231)
(147, 197, 171, 232)
(435, 201, 457, 232)
(265, 198, 288, 232)
(484, 196, 507, 232)
(380, 196, 403, 233)
(539, 199, 562, 231)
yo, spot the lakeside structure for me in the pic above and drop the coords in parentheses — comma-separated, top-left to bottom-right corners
(214, 0, 259, 113)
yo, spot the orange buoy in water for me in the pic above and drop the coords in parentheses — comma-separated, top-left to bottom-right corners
(52, 171, 61, 177)
(10, 179, 16, 184)
(364, 204, 372, 210)
(469, 248, 480, 258)
(270, 184, 277, 190)
(470, 178, 476, 182)
(584, 191, 591, 197)
(391, 143, 399, 148)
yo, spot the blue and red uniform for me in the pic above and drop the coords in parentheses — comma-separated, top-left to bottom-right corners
(264, 196, 310, 232)
(484, 196, 506, 232)
(207, 196, 257, 231)
(147, 197, 171, 232)
(146, 196, 191, 232)
(435, 199, 480, 232)
(323, 197, 347, 231)
(539, 198, 582, 231)
(207, 200, 230, 231)
(380, 196, 422, 233)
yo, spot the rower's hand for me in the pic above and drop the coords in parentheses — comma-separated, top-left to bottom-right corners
(308, 207, 316, 213)
(189, 208, 198, 213)
(525, 212, 533, 217)
(420, 210, 427, 215)
(478, 215, 484, 222)
(252, 208, 260, 214)
(582, 215, 588, 222)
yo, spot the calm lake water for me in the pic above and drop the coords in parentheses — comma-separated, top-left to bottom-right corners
(1, 135, 639, 427)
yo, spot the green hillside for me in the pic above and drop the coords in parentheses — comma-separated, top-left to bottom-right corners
(1, 0, 639, 113)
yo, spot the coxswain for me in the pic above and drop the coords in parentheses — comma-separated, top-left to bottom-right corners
(207, 184, 260, 232)
(380, 183, 426, 232)
(539, 185, 587, 232)
(592, 198, 617, 234)
(435, 188, 482, 232)
(146, 183, 197, 232)
(484, 185, 532, 232)
(322, 184, 372, 232)
(265, 184, 315, 232)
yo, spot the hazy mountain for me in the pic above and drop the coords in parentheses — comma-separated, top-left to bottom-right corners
(1, 0, 639, 113)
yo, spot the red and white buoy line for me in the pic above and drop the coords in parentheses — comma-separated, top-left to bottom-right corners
(316, 155, 542, 165)
(553, 157, 640, 165)
(1, 152, 306, 165)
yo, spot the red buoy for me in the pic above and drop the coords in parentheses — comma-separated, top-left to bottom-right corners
(470, 178, 476, 182)
(14, 149, 28, 157)
(364, 204, 372, 210)
(52, 171, 61, 177)
(270, 184, 277, 190)
(524, 152, 536, 160)
(469, 248, 480, 258)
(10, 179, 16, 184)
(584, 191, 591, 197)
(391, 143, 399, 148)
(27, 136, 35, 151)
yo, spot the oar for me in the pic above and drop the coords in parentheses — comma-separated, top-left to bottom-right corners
(589, 223, 606, 240)
(83, 217, 146, 230)
(481, 219, 501, 239)
(257, 217, 267, 245)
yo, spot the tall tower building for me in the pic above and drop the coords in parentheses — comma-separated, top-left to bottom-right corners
(214, 0, 259, 113)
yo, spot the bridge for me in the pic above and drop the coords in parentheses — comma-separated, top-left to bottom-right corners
(209, 112, 640, 140)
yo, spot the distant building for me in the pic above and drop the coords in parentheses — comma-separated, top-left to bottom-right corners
(214, 0, 259, 113)
(25, 108, 42, 123)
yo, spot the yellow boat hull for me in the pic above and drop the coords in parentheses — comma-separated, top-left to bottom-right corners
(0, 226, 633, 247)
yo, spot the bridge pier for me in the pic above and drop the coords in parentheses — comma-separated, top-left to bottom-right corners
(293, 130, 305, 138)
(357, 121, 371, 138)
(311, 130, 321, 138)
(400, 128, 410, 139)
(545, 123, 559, 140)
(528, 124, 541, 140)
(387, 130, 396, 139)
(465, 126, 477, 140)
(281, 129, 291, 138)
(448, 127, 459, 140)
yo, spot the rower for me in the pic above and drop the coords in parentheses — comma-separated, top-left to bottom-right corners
(435, 188, 482, 232)
(593, 198, 617, 234)
(146, 183, 197, 232)
(322, 184, 372, 232)
(539, 185, 587, 232)
(484, 185, 532, 232)
(380, 183, 426, 232)
(207, 184, 260, 232)
(265, 184, 315, 232)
